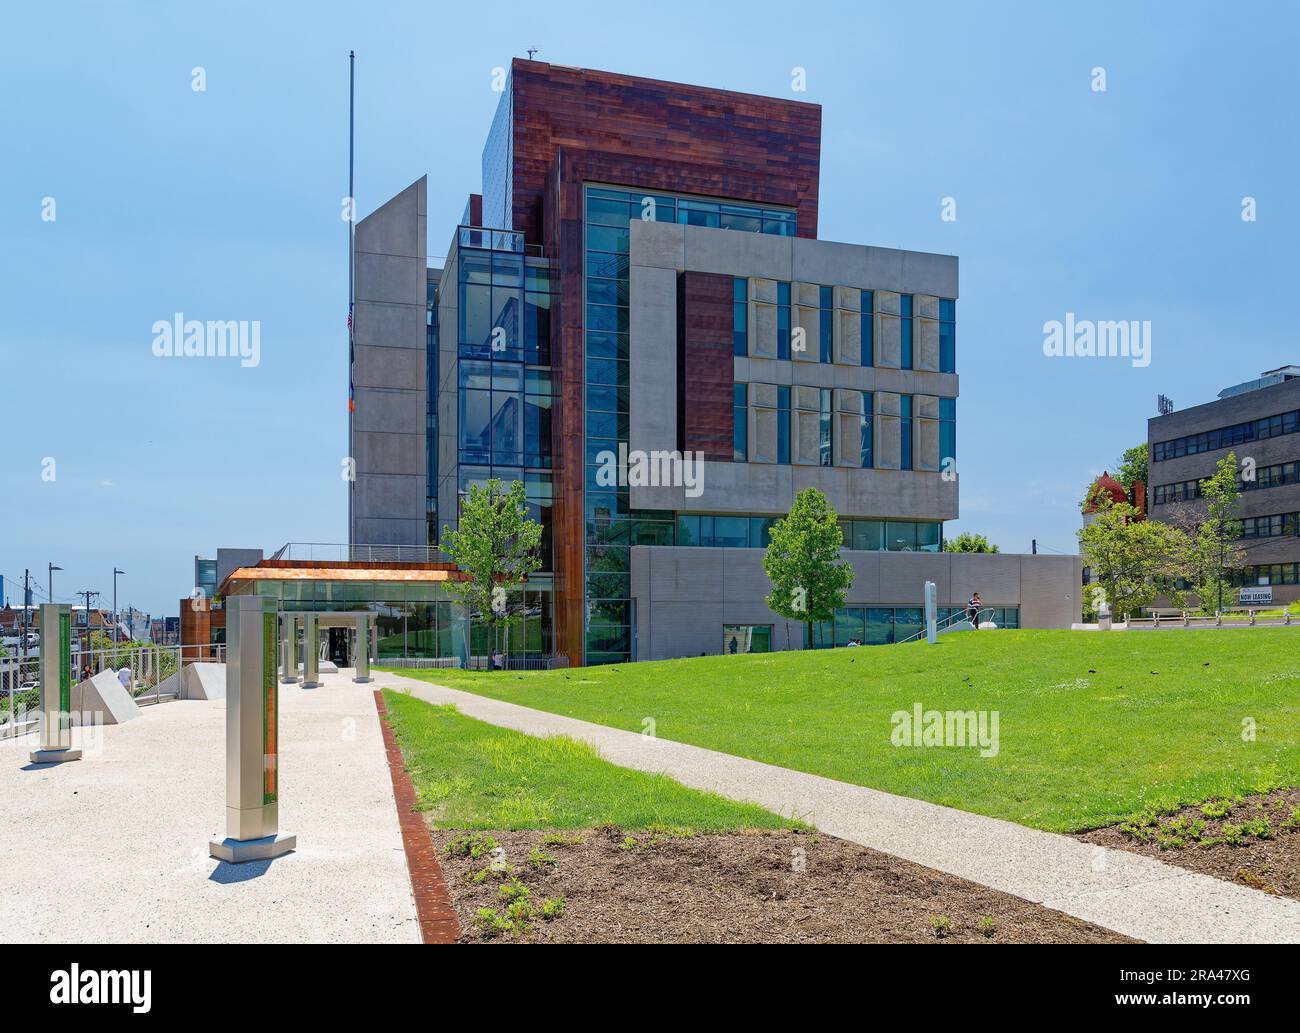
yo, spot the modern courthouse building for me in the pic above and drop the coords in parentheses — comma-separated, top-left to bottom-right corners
(349, 59, 1079, 665)
(1148, 366, 1300, 605)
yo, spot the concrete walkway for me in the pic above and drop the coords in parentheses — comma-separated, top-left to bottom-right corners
(374, 670, 1300, 944)
(2, 671, 419, 944)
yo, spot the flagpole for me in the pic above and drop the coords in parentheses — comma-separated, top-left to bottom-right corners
(347, 50, 356, 543)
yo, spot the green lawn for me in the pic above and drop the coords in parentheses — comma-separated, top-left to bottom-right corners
(381, 689, 800, 832)
(388, 629, 1300, 832)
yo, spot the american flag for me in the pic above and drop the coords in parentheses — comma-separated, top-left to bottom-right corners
(347, 305, 355, 412)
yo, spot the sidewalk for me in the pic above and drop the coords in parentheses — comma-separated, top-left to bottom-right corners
(2, 672, 419, 944)
(375, 670, 1300, 944)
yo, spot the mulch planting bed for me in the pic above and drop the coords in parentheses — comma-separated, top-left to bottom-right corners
(1076, 787, 1300, 901)
(433, 826, 1134, 944)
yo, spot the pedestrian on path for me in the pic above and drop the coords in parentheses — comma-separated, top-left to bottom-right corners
(968, 592, 982, 630)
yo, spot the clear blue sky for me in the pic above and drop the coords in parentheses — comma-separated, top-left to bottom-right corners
(2, 0, 1296, 616)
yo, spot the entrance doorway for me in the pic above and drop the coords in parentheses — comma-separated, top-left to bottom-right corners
(328, 627, 350, 666)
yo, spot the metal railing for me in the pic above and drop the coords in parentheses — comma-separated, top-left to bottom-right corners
(1125, 610, 1300, 630)
(270, 542, 452, 565)
(1, 643, 227, 736)
(457, 225, 544, 257)
(896, 607, 996, 646)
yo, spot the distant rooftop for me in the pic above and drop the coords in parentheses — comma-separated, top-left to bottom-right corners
(1218, 366, 1300, 400)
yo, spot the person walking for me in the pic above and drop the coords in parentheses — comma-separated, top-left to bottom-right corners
(967, 592, 983, 630)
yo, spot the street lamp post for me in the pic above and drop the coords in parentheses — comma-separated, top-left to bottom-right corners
(48, 563, 62, 605)
(112, 568, 125, 646)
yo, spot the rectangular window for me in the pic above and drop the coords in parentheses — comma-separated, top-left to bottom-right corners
(820, 388, 832, 467)
(733, 277, 748, 357)
(886, 521, 918, 552)
(861, 290, 874, 367)
(899, 295, 913, 369)
(723, 625, 772, 654)
(819, 286, 833, 363)
(777, 386, 791, 464)
(939, 398, 956, 469)
(733, 383, 747, 462)
(939, 298, 955, 373)
(900, 394, 914, 470)
(777, 282, 791, 361)
(861, 391, 874, 467)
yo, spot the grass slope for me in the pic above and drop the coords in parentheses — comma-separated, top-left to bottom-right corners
(381, 689, 799, 832)
(387, 629, 1300, 832)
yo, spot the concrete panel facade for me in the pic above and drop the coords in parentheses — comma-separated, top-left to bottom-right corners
(631, 546, 1081, 660)
(628, 225, 958, 521)
(350, 176, 427, 548)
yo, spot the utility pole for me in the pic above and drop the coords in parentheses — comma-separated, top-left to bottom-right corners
(21, 569, 30, 664)
(78, 589, 100, 661)
(113, 568, 125, 646)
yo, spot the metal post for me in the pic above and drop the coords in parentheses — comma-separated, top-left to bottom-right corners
(30, 603, 80, 763)
(924, 581, 937, 644)
(280, 612, 298, 684)
(302, 613, 319, 688)
(209, 594, 295, 863)
(353, 614, 370, 683)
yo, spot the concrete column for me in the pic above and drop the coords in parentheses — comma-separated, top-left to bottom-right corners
(209, 594, 295, 863)
(31, 603, 80, 764)
(280, 612, 297, 683)
(302, 613, 319, 688)
(353, 614, 370, 683)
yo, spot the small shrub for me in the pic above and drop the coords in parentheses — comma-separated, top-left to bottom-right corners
(499, 877, 531, 903)
(930, 915, 953, 938)
(541, 896, 567, 920)
(541, 832, 585, 847)
(978, 917, 997, 939)
(445, 832, 499, 859)
(505, 897, 534, 930)
(1199, 798, 1238, 819)
(473, 907, 512, 938)
(528, 847, 558, 870)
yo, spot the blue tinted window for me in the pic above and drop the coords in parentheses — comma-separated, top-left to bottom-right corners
(861, 291, 874, 367)
(733, 384, 747, 462)
(819, 286, 833, 363)
(733, 277, 748, 357)
(900, 295, 913, 369)
(900, 395, 913, 470)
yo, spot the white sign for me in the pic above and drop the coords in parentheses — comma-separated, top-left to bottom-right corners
(1239, 587, 1273, 605)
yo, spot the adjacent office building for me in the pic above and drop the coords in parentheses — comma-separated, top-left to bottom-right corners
(1148, 366, 1300, 605)
(349, 59, 1080, 665)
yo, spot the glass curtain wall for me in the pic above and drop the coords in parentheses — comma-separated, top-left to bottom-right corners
(583, 186, 796, 664)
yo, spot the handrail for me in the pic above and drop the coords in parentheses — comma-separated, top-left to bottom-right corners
(895, 607, 995, 646)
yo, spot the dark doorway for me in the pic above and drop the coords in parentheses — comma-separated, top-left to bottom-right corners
(328, 627, 349, 666)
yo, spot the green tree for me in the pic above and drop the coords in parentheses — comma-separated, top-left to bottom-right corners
(763, 488, 854, 649)
(442, 478, 543, 662)
(1180, 452, 1245, 613)
(942, 531, 1000, 554)
(1078, 484, 1184, 620)
(1115, 443, 1148, 492)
